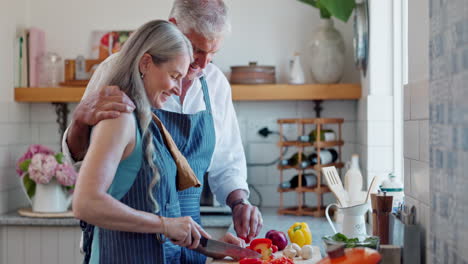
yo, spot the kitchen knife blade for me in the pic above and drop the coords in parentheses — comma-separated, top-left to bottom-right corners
(194, 237, 262, 259)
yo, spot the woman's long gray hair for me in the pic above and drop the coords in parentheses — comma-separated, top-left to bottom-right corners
(103, 20, 192, 213)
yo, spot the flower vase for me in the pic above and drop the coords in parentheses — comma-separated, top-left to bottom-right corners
(308, 18, 345, 84)
(32, 179, 73, 213)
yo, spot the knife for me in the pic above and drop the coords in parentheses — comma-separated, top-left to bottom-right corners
(194, 237, 262, 259)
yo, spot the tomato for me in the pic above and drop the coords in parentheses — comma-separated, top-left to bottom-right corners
(239, 258, 263, 264)
(268, 256, 295, 264)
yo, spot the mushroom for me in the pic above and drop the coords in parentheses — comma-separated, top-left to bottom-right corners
(291, 243, 301, 256)
(301, 245, 314, 260)
(282, 247, 297, 259)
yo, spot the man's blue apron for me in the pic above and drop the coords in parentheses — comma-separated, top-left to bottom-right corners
(153, 76, 216, 264)
(81, 77, 215, 264)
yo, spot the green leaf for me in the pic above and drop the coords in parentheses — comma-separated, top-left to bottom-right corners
(23, 174, 36, 198)
(19, 159, 31, 172)
(319, 0, 356, 22)
(319, 7, 332, 19)
(298, 0, 318, 8)
(55, 152, 64, 164)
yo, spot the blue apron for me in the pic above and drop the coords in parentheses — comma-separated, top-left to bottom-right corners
(153, 76, 216, 264)
(81, 77, 215, 264)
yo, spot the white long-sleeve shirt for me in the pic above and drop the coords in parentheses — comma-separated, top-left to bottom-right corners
(61, 54, 249, 205)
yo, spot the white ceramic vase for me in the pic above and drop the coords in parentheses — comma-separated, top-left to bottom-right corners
(308, 18, 345, 84)
(32, 179, 73, 213)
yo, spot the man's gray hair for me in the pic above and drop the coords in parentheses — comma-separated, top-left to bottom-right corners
(169, 0, 231, 40)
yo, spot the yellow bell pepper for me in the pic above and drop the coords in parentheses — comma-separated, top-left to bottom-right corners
(287, 222, 312, 247)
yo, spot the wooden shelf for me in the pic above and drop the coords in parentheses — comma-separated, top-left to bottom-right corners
(278, 140, 344, 148)
(277, 184, 331, 194)
(14, 83, 360, 103)
(277, 162, 345, 171)
(278, 206, 329, 217)
(277, 118, 345, 124)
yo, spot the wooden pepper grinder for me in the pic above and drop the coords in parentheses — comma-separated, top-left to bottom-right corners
(375, 192, 393, 244)
(371, 193, 378, 236)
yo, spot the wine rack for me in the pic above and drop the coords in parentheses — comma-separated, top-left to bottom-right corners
(277, 118, 344, 217)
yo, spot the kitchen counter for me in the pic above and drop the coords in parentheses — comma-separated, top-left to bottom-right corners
(0, 210, 233, 228)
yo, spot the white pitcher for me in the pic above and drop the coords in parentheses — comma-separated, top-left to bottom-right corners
(32, 179, 73, 213)
(325, 202, 369, 238)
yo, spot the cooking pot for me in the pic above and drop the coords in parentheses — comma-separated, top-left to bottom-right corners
(230, 62, 276, 84)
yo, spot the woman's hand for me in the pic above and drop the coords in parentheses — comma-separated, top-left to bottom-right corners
(164, 216, 211, 249)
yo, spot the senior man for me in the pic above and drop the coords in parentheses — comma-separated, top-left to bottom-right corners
(63, 0, 262, 262)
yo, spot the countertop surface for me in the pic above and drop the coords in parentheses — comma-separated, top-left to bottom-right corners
(0, 210, 233, 227)
(0, 207, 334, 252)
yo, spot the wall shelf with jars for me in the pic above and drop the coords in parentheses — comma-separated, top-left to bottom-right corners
(276, 118, 344, 217)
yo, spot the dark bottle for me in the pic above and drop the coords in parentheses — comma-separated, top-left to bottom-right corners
(279, 152, 307, 167)
(307, 148, 338, 166)
(279, 173, 317, 189)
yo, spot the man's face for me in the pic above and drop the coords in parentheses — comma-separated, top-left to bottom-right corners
(184, 29, 223, 80)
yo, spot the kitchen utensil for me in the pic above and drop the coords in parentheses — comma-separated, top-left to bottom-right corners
(322, 166, 349, 207)
(375, 193, 393, 244)
(195, 237, 261, 259)
(325, 202, 369, 238)
(364, 176, 378, 204)
(230, 62, 276, 84)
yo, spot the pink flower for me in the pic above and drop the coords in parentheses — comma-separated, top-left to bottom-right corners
(16, 144, 55, 176)
(55, 163, 77, 187)
(28, 154, 58, 184)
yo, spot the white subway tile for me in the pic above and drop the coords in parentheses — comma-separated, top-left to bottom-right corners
(247, 143, 279, 164)
(419, 120, 429, 162)
(247, 167, 267, 185)
(30, 104, 57, 123)
(367, 95, 393, 121)
(236, 101, 297, 120)
(410, 80, 429, 119)
(404, 158, 411, 195)
(7, 186, 30, 211)
(408, 0, 429, 82)
(368, 121, 393, 147)
(30, 124, 40, 143)
(0, 190, 8, 214)
(410, 160, 430, 204)
(320, 100, 358, 121)
(404, 121, 419, 159)
(245, 118, 279, 142)
(0, 104, 9, 122)
(0, 147, 9, 168)
(296, 101, 315, 118)
(0, 168, 21, 192)
(341, 143, 358, 164)
(357, 121, 367, 146)
(404, 84, 411, 121)
(341, 121, 357, 143)
(357, 99, 367, 121)
(367, 146, 393, 172)
(38, 123, 61, 145)
(8, 102, 30, 123)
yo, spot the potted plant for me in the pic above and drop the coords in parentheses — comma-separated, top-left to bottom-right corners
(16, 144, 77, 213)
(297, 0, 356, 84)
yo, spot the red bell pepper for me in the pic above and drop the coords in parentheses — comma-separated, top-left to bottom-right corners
(239, 258, 263, 264)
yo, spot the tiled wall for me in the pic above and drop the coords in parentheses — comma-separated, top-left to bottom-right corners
(428, 0, 468, 263)
(403, 0, 430, 262)
(236, 100, 358, 207)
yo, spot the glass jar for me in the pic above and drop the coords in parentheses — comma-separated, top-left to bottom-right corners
(38, 52, 63, 87)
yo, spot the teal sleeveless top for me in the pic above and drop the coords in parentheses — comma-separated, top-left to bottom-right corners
(89, 115, 143, 264)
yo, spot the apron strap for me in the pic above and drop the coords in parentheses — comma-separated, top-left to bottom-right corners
(199, 77, 212, 113)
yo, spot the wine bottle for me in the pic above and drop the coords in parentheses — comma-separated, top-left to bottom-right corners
(307, 148, 338, 166)
(308, 129, 336, 142)
(279, 173, 317, 189)
(279, 152, 307, 167)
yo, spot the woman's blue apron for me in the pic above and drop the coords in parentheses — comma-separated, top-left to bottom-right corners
(81, 77, 215, 264)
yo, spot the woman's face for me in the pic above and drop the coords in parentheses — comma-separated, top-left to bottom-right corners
(140, 53, 190, 108)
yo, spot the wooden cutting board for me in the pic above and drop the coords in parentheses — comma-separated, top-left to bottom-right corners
(207, 246, 322, 264)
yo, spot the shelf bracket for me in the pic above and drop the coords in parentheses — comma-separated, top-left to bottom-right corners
(52, 103, 69, 142)
(313, 100, 323, 117)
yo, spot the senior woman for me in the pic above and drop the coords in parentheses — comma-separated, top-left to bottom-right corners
(73, 20, 213, 264)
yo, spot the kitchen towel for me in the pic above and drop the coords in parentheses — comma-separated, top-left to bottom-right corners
(152, 112, 200, 191)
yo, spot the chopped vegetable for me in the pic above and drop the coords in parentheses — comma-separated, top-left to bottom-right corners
(239, 258, 263, 264)
(287, 222, 312, 247)
(269, 256, 295, 264)
(249, 238, 273, 261)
